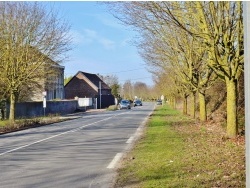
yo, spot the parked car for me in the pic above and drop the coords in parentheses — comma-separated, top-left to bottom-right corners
(156, 99, 162, 105)
(134, 100, 142, 107)
(118, 99, 131, 110)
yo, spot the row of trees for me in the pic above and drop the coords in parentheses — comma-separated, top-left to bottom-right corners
(0, 2, 71, 122)
(120, 80, 159, 101)
(99, 74, 160, 101)
(109, 2, 244, 138)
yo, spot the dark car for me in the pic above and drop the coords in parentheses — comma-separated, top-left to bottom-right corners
(118, 99, 131, 110)
(156, 100, 162, 105)
(134, 100, 142, 107)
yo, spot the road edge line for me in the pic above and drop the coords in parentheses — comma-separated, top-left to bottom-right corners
(107, 153, 123, 169)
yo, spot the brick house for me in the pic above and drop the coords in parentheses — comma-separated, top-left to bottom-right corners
(64, 71, 111, 98)
(64, 71, 114, 108)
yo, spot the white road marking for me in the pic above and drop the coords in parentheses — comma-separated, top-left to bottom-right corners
(81, 113, 115, 119)
(126, 136, 134, 144)
(107, 153, 123, 169)
(0, 111, 131, 157)
(107, 105, 154, 169)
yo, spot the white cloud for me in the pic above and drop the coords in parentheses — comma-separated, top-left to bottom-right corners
(121, 38, 131, 47)
(99, 38, 116, 50)
(84, 29, 98, 38)
(69, 30, 85, 45)
(83, 28, 116, 50)
(98, 16, 124, 30)
(70, 28, 116, 50)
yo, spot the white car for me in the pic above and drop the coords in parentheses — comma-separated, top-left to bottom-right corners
(118, 100, 131, 110)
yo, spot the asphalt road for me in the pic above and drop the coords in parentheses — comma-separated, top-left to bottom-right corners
(0, 102, 155, 188)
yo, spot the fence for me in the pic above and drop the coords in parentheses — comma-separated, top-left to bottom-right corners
(95, 95, 115, 109)
(78, 98, 93, 107)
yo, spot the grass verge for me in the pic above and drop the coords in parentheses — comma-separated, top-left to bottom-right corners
(107, 105, 118, 111)
(0, 114, 63, 134)
(114, 105, 245, 187)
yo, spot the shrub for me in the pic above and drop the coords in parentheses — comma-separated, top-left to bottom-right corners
(107, 105, 118, 111)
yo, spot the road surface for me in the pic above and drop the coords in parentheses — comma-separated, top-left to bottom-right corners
(0, 102, 155, 188)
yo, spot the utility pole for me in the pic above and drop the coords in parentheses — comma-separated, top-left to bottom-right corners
(99, 81, 102, 109)
(243, 2, 250, 187)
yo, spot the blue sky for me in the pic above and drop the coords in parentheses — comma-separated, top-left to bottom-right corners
(46, 1, 153, 86)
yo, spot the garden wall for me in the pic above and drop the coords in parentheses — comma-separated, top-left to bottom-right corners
(6, 100, 78, 119)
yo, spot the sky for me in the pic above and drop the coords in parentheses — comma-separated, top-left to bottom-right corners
(45, 1, 154, 86)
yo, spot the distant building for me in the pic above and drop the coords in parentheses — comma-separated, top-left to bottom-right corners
(44, 64, 65, 100)
(64, 71, 111, 99)
(64, 71, 114, 108)
(24, 62, 64, 101)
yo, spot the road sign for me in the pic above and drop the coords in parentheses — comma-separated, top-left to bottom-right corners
(43, 97, 46, 108)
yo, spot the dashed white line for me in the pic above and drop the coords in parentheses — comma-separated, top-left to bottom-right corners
(0, 111, 131, 157)
(126, 136, 134, 144)
(107, 153, 123, 169)
(107, 105, 155, 169)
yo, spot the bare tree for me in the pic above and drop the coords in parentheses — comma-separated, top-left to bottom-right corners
(0, 2, 71, 123)
(102, 75, 120, 98)
(102, 75, 119, 87)
(139, 24, 217, 120)
(159, 1, 243, 137)
(122, 80, 134, 100)
(133, 81, 148, 100)
(108, 1, 243, 138)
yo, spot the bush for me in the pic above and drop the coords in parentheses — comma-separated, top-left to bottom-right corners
(0, 114, 61, 134)
(107, 105, 118, 111)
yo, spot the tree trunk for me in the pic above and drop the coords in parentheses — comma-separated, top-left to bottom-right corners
(173, 97, 176, 109)
(9, 91, 16, 124)
(199, 91, 207, 121)
(191, 91, 196, 118)
(225, 77, 238, 138)
(169, 98, 173, 108)
(171, 96, 176, 109)
(169, 97, 175, 109)
(183, 95, 188, 115)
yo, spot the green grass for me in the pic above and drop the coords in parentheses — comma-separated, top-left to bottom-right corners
(0, 120, 8, 127)
(0, 114, 61, 134)
(114, 105, 245, 187)
(107, 105, 118, 111)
